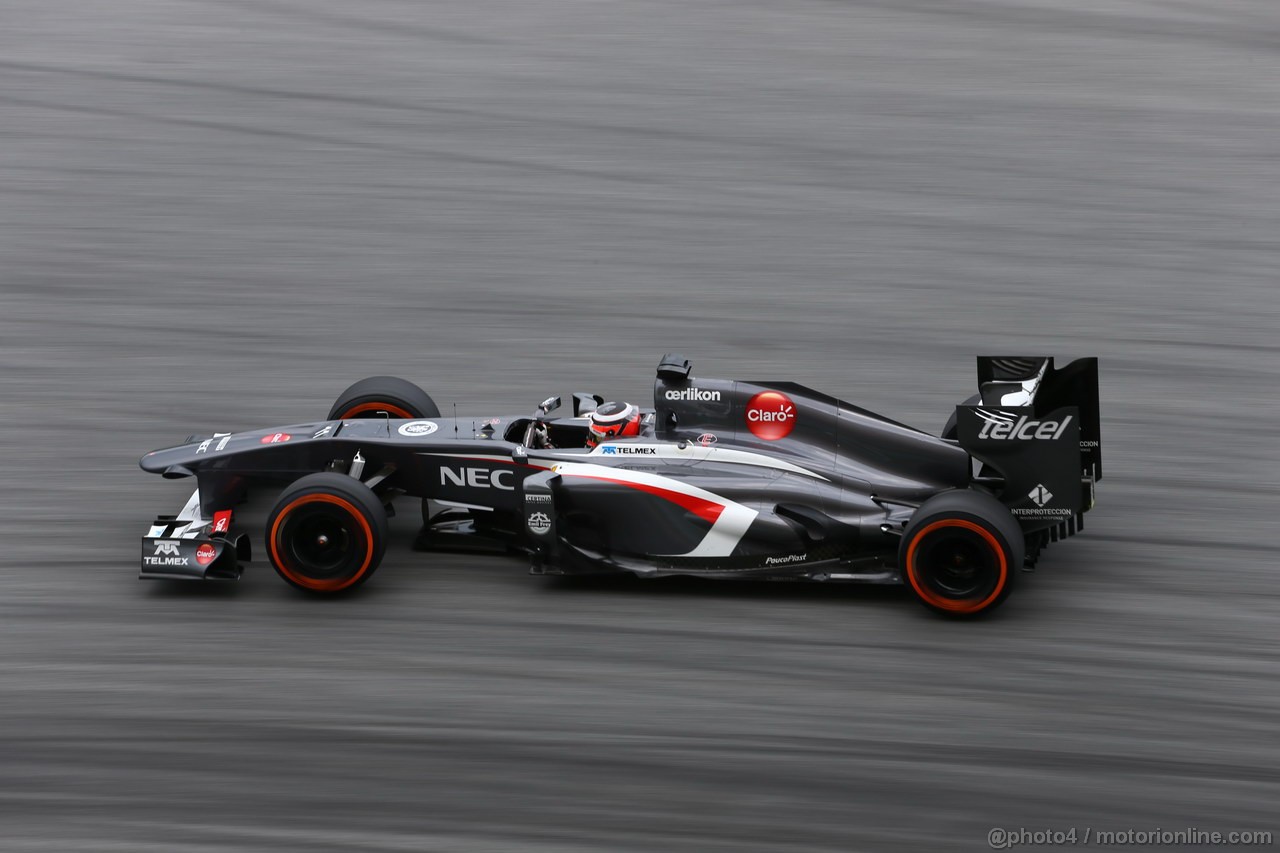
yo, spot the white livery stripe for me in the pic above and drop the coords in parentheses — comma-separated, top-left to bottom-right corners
(551, 463, 758, 558)
(680, 501, 757, 559)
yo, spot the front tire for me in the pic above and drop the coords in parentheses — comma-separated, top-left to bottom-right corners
(899, 490, 1024, 617)
(267, 472, 389, 593)
(328, 376, 440, 420)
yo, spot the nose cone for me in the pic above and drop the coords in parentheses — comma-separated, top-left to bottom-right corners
(140, 444, 199, 475)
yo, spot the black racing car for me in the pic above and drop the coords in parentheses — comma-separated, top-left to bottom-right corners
(139, 354, 1101, 616)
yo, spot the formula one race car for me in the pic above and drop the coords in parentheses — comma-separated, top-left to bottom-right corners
(139, 354, 1101, 616)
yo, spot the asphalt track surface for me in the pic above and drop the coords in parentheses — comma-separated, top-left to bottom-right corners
(2, 1, 1279, 851)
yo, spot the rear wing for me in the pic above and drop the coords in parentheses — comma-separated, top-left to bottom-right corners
(975, 356, 1101, 481)
(954, 357, 1101, 530)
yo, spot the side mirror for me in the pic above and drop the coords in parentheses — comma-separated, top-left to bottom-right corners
(538, 396, 561, 415)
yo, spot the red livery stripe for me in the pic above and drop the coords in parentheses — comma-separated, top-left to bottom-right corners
(567, 474, 725, 524)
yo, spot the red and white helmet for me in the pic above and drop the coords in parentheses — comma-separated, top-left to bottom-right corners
(587, 402, 642, 447)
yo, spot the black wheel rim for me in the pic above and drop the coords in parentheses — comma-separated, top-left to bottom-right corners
(914, 527, 1001, 602)
(279, 503, 366, 582)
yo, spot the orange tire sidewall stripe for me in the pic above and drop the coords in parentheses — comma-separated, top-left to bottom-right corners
(269, 493, 374, 592)
(905, 518, 1008, 614)
(337, 402, 416, 419)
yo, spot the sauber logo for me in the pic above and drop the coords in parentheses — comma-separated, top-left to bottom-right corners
(665, 387, 721, 402)
(440, 466, 514, 490)
(399, 421, 439, 437)
(975, 409, 1073, 441)
(746, 391, 796, 441)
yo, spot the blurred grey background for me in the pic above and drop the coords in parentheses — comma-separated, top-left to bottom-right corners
(2, 1, 1278, 850)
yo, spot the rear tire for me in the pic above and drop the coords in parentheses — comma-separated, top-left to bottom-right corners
(899, 490, 1024, 617)
(328, 376, 440, 420)
(266, 472, 389, 593)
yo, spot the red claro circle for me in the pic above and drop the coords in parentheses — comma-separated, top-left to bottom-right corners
(195, 543, 217, 566)
(745, 390, 796, 440)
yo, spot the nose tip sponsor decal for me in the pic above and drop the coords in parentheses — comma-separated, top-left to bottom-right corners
(745, 391, 796, 440)
(197, 433, 232, 454)
(260, 433, 292, 444)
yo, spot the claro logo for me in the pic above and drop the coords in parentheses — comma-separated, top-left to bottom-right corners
(975, 409, 1073, 441)
(665, 387, 721, 402)
(440, 466, 515, 490)
(745, 391, 796, 441)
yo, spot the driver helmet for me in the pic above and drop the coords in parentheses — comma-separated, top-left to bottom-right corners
(588, 401, 642, 447)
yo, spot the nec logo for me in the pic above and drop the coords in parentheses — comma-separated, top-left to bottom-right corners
(440, 466, 515, 490)
(975, 409, 1073, 441)
(153, 541, 180, 556)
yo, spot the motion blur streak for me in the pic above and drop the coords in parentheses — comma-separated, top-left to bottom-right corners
(1, 1, 1278, 850)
